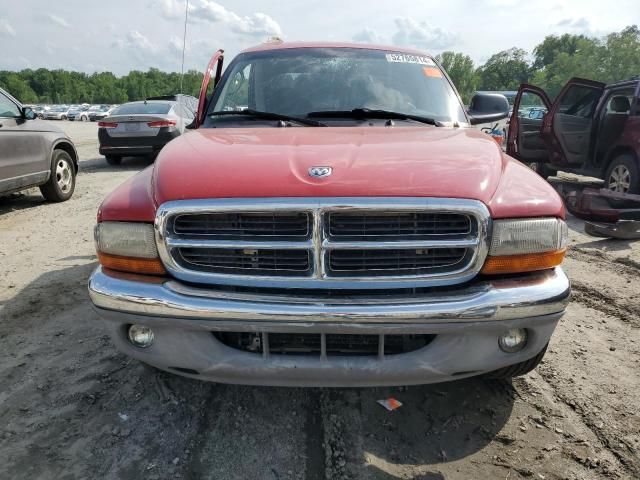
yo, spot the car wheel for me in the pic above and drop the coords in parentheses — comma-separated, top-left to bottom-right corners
(61, 115, 67, 121)
(81, 115, 88, 122)
(604, 154, 639, 194)
(105, 155, 122, 165)
(39, 150, 76, 202)
(483, 344, 548, 380)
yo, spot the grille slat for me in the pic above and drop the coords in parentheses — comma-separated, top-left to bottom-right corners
(213, 332, 436, 356)
(328, 248, 467, 276)
(329, 212, 471, 239)
(178, 248, 311, 276)
(174, 212, 310, 239)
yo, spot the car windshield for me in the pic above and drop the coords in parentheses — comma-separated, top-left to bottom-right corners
(205, 47, 466, 126)
(112, 102, 171, 115)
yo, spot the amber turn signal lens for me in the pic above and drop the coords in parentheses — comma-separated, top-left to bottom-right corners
(98, 252, 166, 275)
(481, 249, 566, 275)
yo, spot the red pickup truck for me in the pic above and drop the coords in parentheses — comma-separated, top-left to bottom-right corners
(89, 42, 570, 387)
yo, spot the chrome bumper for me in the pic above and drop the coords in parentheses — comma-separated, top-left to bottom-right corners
(89, 267, 570, 386)
(89, 267, 570, 326)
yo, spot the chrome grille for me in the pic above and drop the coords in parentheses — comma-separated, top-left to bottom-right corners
(156, 198, 490, 289)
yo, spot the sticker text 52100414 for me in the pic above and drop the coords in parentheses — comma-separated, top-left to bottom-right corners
(385, 53, 435, 66)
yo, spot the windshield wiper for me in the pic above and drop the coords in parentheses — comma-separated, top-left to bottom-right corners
(209, 109, 326, 127)
(307, 108, 441, 126)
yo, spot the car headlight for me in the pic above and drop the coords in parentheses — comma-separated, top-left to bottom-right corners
(94, 222, 165, 275)
(481, 218, 567, 275)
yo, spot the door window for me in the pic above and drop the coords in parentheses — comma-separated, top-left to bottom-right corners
(557, 85, 600, 118)
(518, 92, 548, 119)
(0, 93, 21, 118)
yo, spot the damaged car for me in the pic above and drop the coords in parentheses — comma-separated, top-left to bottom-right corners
(89, 42, 570, 387)
(507, 77, 640, 193)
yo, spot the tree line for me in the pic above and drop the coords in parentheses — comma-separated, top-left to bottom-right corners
(0, 68, 204, 104)
(1, 25, 639, 106)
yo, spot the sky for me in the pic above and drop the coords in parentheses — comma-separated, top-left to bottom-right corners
(1, 0, 639, 75)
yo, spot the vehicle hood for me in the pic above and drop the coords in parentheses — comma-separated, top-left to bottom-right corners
(153, 126, 505, 204)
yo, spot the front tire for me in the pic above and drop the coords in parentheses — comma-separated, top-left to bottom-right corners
(484, 344, 548, 379)
(39, 150, 76, 202)
(105, 155, 122, 165)
(604, 154, 639, 194)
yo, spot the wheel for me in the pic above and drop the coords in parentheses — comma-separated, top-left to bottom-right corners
(604, 154, 639, 194)
(105, 155, 122, 165)
(81, 115, 88, 122)
(61, 115, 67, 121)
(39, 150, 76, 202)
(484, 344, 548, 379)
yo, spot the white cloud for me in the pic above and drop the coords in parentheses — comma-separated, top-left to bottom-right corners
(352, 28, 384, 44)
(117, 30, 156, 52)
(392, 17, 458, 51)
(48, 14, 70, 28)
(556, 17, 590, 30)
(161, 0, 282, 37)
(0, 18, 16, 36)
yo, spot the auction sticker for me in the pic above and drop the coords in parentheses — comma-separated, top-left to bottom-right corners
(385, 53, 435, 66)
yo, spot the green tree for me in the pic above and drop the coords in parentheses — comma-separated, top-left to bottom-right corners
(435, 51, 477, 103)
(476, 47, 531, 91)
(532, 33, 594, 69)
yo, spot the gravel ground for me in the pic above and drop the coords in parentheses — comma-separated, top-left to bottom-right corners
(0, 121, 638, 479)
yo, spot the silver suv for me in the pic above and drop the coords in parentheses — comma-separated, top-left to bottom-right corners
(0, 88, 78, 202)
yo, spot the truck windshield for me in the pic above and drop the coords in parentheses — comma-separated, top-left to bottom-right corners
(205, 47, 466, 126)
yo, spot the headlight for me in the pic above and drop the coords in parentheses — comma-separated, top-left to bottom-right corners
(482, 218, 567, 275)
(95, 222, 165, 275)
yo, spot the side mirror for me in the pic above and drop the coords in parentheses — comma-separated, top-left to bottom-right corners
(23, 107, 37, 120)
(467, 93, 510, 125)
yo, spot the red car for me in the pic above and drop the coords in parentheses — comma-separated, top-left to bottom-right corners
(507, 77, 640, 193)
(89, 42, 570, 387)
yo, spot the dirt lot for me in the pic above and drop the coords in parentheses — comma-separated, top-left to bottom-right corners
(0, 121, 638, 480)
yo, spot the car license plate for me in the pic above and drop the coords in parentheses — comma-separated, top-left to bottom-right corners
(125, 123, 140, 132)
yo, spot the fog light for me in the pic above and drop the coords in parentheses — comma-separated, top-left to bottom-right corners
(498, 328, 527, 353)
(128, 325, 154, 348)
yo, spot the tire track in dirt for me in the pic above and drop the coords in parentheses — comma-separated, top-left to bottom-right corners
(535, 366, 640, 478)
(570, 281, 640, 327)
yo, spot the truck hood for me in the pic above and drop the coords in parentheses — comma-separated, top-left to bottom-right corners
(153, 126, 505, 204)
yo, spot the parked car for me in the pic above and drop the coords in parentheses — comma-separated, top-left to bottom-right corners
(89, 105, 115, 122)
(76, 105, 105, 122)
(97, 95, 197, 164)
(43, 105, 73, 120)
(507, 77, 640, 192)
(89, 42, 569, 387)
(0, 88, 78, 201)
(67, 105, 89, 121)
(32, 105, 47, 119)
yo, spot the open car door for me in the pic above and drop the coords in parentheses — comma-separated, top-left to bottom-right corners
(542, 77, 605, 167)
(506, 84, 552, 162)
(194, 49, 225, 128)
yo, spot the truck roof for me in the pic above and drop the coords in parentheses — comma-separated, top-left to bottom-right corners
(241, 41, 433, 58)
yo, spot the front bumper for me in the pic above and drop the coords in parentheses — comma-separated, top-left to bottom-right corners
(89, 267, 570, 386)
